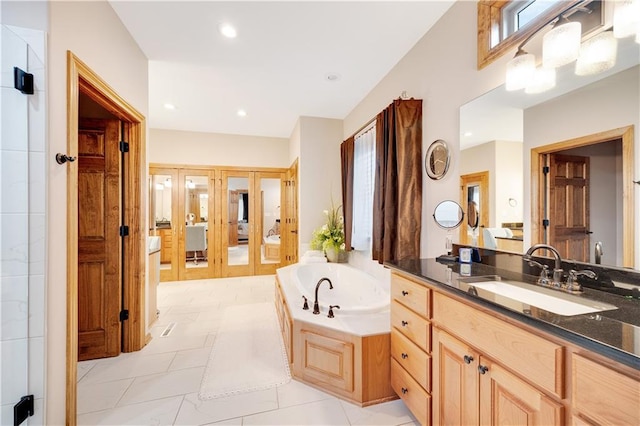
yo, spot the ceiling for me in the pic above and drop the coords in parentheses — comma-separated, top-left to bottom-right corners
(109, 1, 455, 138)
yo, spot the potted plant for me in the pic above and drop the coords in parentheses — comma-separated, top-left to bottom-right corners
(310, 202, 347, 262)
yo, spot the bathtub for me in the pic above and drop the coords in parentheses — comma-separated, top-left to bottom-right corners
(293, 263, 389, 314)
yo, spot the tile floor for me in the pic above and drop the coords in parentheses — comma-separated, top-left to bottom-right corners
(77, 275, 418, 425)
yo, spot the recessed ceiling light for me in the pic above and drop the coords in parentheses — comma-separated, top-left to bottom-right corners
(237, 109, 247, 117)
(219, 23, 237, 39)
(325, 73, 341, 82)
(164, 103, 176, 110)
(464, 131, 473, 137)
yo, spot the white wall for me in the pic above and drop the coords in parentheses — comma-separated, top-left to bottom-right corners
(149, 128, 289, 168)
(343, 1, 511, 261)
(524, 66, 639, 267)
(47, 2, 149, 423)
(494, 141, 523, 226)
(297, 116, 343, 250)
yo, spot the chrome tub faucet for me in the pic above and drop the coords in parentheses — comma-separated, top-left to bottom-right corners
(313, 277, 333, 314)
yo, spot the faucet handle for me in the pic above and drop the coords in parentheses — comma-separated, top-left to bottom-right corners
(302, 296, 309, 310)
(537, 265, 551, 286)
(566, 269, 597, 293)
(328, 305, 340, 318)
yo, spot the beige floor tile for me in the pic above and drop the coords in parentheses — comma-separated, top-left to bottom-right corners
(174, 389, 278, 425)
(118, 367, 205, 406)
(77, 378, 133, 414)
(77, 395, 183, 425)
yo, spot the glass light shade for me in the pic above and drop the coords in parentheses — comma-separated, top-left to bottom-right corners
(506, 52, 536, 91)
(613, 0, 640, 39)
(543, 21, 582, 68)
(525, 67, 556, 94)
(575, 31, 618, 76)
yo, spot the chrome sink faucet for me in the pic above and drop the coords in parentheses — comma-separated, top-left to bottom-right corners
(313, 277, 333, 315)
(566, 269, 597, 293)
(523, 244, 564, 287)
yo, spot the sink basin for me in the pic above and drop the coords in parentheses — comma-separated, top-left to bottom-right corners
(459, 278, 617, 316)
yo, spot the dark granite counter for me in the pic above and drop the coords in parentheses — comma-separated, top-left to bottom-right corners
(385, 257, 640, 371)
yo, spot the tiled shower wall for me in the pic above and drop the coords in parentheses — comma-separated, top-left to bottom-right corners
(1, 25, 46, 424)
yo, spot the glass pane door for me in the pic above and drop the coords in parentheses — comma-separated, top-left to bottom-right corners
(255, 172, 284, 275)
(222, 171, 254, 277)
(149, 169, 178, 282)
(179, 171, 214, 280)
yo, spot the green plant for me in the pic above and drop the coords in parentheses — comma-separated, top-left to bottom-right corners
(310, 202, 345, 252)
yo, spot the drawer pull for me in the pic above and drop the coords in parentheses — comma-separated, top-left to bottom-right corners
(401, 320, 409, 326)
(478, 365, 489, 375)
(401, 387, 408, 394)
(463, 355, 474, 364)
(402, 290, 409, 296)
(401, 353, 408, 359)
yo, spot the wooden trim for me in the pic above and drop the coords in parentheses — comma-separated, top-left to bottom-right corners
(66, 51, 146, 424)
(459, 171, 490, 247)
(477, 0, 582, 70)
(149, 162, 286, 173)
(531, 126, 635, 268)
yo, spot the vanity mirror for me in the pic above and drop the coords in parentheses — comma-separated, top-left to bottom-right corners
(460, 37, 639, 269)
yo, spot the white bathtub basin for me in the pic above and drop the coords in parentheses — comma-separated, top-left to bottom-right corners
(294, 263, 390, 314)
(468, 280, 617, 316)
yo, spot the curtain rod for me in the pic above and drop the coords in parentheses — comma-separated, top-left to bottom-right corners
(348, 116, 376, 141)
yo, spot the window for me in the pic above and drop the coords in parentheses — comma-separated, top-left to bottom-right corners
(351, 123, 376, 251)
(501, 0, 561, 42)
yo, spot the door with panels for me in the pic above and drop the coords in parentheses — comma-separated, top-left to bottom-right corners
(222, 171, 255, 277)
(149, 167, 179, 282)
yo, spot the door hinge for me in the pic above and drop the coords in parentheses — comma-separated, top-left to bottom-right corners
(14, 67, 34, 95)
(543, 219, 550, 228)
(119, 309, 129, 321)
(119, 141, 129, 153)
(542, 166, 550, 174)
(119, 225, 129, 237)
(13, 395, 34, 426)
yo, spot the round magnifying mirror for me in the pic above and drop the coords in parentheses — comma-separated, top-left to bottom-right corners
(433, 200, 464, 229)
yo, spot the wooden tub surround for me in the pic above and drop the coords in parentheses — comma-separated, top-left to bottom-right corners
(274, 273, 396, 406)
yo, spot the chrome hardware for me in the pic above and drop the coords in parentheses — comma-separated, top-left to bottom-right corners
(463, 355, 474, 364)
(523, 244, 563, 287)
(313, 278, 333, 315)
(566, 269, 597, 293)
(328, 305, 340, 318)
(595, 241, 603, 265)
(55, 153, 76, 164)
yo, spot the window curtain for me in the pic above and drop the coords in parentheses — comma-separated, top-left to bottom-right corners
(351, 126, 376, 250)
(372, 99, 422, 264)
(340, 136, 354, 251)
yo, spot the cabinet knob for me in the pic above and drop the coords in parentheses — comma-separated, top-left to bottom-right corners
(401, 353, 408, 359)
(478, 365, 489, 375)
(402, 290, 409, 296)
(401, 320, 408, 326)
(401, 387, 408, 394)
(463, 355, 474, 364)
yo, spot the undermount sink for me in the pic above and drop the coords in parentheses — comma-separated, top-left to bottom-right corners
(458, 276, 618, 316)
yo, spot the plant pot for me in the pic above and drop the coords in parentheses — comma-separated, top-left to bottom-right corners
(325, 247, 348, 263)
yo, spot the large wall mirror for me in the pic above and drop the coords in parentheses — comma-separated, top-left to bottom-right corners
(460, 36, 639, 269)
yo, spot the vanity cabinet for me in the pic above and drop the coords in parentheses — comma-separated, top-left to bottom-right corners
(390, 274, 432, 425)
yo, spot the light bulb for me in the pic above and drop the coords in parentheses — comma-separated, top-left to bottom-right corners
(543, 20, 582, 68)
(506, 51, 536, 91)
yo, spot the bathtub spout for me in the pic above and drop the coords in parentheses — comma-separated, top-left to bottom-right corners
(313, 278, 333, 314)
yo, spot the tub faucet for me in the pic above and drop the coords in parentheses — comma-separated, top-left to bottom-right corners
(313, 277, 333, 315)
(523, 244, 564, 287)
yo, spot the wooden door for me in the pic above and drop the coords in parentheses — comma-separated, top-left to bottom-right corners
(77, 118, 121, 361)
(281, 160, 298, 266)
(255, 171, 285, 275)
(228, 190, 239, 246)
(459, 171, 489, 248)
(149, 168, 179, 282)
(432, 328, 479, 426)
(479, 359, 563, 425)
(548, 154, 590, 261)
(222, 171, 254, 277)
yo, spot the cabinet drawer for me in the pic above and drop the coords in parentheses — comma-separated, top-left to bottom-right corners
(391, 358, 430, 426)
(391, 300, 430, 351)
(391, 329, 430, 391)
(572, 354, 639, 425)
(391, 274, 430, 318)
(433, 292, 563, 398)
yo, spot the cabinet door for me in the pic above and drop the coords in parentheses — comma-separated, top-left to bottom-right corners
(479, 359, 563, 426)
(432, 328, 479, 426)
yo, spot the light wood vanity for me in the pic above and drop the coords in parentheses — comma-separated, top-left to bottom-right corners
(389, 270, 640, 426)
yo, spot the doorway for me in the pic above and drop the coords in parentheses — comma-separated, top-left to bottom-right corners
(460, 171, 489, 247)
(66, 53, 146, 422)
(531, 126, 635, 267)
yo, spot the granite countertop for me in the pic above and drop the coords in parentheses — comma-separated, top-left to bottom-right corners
(385, 258, 640, 371)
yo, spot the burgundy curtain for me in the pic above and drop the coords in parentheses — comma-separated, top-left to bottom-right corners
(340, 136, 355, 251)
(372, 99, 422, 264)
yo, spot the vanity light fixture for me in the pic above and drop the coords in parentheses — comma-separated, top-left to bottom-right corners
(506, 47, 536, 91)
(542, 17, 582, 68)
(525, 66, 556, 94)
(575, 30, 618, 76)
(186, 180, 196, 189)
(613, 0, 639, 39)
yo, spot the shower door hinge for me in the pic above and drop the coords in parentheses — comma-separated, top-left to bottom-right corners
(13, 395, 34, 426)
(119, 309, 129, 321)
(542, 166, 550, 174)
(119, 225, 129, 237)
(14, 67, 34, 95)
(119, 141, 129, 153)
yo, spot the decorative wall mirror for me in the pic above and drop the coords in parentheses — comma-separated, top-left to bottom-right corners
(425, 139, 450, 180)
(433, 200, 464, 229)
